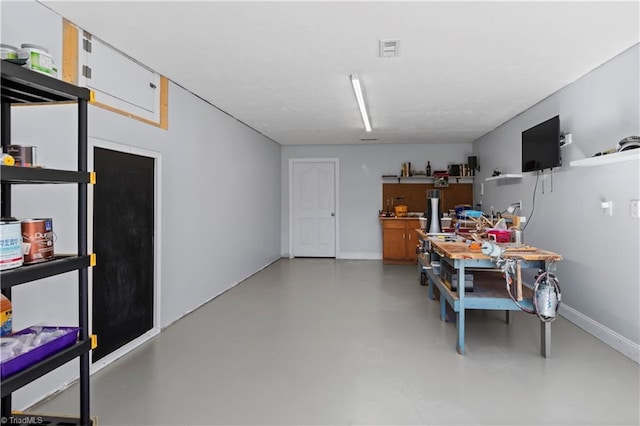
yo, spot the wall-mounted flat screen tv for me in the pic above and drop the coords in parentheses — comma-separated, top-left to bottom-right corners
(522, 115, 561, 172)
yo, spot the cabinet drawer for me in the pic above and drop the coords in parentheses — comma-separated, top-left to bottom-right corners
(382, 219, 406, 229)
(406, 220, 420, 229)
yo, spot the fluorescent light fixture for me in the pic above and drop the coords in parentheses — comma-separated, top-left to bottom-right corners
(350, 74, 372, 132)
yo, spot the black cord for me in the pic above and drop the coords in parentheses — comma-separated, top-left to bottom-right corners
(522, 171, 539, 231)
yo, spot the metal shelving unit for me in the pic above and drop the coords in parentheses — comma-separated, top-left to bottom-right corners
(1, 61, 93, 426)
(0, 165, 92, 184)
(1, 255, 92, 289)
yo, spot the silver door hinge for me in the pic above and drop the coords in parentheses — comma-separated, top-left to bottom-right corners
(82, 39, 92, 53)
(82, 65, 92, 79)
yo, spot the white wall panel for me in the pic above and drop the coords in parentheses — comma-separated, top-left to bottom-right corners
(281, 142, 473, 258)
(3, 0, 281, 409)
(472, 44, 640, 358)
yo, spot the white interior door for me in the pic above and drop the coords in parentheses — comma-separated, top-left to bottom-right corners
(291, 159, 337, 257)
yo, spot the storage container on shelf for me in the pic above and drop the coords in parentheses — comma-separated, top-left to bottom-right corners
(1, 294, 12, 337)
(1, 44, 18, 60)
(0, 218, 23, 270)
(18, 44, 54, 76)
(394, 205, 408, 217)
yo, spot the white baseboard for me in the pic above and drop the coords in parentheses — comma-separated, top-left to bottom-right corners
(282, 252, 382, 260)
(337, 252, 382, 260)
(560, 303, 639, 364)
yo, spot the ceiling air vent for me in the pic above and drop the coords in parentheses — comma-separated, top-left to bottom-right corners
(360, 138, 379, 142)
(379, 39, 400, 58)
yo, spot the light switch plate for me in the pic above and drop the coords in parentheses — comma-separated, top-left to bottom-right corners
(632, 200, 639, 218)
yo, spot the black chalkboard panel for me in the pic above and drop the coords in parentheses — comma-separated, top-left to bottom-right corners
(92, 148, 154, 362)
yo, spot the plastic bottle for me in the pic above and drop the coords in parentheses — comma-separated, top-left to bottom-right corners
(1, 293, 12, 336)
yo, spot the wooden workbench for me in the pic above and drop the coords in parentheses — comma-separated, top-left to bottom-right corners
(425, 239, 562, 261)
(415, 230, 562, 357)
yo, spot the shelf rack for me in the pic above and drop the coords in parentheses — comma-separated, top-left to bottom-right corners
(382, 175, 475, 183)
(569, 149, 640, 167)
(0, 165, 92, 184)
(1, 60, 93, 426)
(485, 173, 522, 182)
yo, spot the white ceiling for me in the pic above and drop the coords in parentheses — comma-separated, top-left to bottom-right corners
(42, 1, 639, 146)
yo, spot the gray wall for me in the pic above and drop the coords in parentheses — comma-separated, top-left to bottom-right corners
(472, 44, 640, 360)
(3, 1, 282, 408)
(4, 1, 638, 412)
(281, 143, 472, 258)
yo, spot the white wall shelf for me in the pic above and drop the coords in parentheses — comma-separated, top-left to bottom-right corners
(570, 149, 640, 167)
(485, 173, 522, 182)
(382, 175, 475, 183)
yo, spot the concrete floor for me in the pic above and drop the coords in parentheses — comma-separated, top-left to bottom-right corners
(31, 258, 639, 425)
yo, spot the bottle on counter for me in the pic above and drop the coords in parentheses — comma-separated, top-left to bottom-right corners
(426, 161, 432, 176)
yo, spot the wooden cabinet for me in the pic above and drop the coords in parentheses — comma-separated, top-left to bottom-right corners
(382, 182, 473, 214)
(381, 218, 421, 264)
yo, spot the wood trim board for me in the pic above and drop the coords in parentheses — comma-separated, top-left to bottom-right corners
(62, 19, 78, 85)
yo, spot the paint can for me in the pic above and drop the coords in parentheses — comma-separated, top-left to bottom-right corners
(18, 44, 54, 76)
(0, 44, 18, 60)
(7, 145, 37, 167)
(0, 218, 23, 271)
(21, 218, 55, 264)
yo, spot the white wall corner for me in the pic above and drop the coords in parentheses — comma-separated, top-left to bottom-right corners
(560, 304, 640, 364)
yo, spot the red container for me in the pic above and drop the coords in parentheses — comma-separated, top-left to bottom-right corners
(487, 229, 510, 243)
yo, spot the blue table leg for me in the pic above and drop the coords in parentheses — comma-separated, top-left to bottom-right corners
(440, 292, 446, 321)
(456, 262, 466, 354)
(428, 273, 434, 300)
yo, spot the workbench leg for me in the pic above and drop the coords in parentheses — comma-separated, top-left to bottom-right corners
(457, 310, 465, 354)
(440, 294, 446, 321)
(420, 270, 426, 286)
(541, 320, 551, 358)
(428, 275, 434, 300)
(456, 262, 466, 354)
(505, 311, 511, 324)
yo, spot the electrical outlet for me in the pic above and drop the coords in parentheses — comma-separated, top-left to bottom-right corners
(632, 200, 639, 218)
(520, 216, 527, 223)
(519, 200, 523, 212)
(560, 133, 573, 147)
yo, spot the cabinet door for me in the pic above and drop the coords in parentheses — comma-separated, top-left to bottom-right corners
(405, 220, 421, 261)
(383, 227, 407, 260)
(80, 34, 161, 123)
